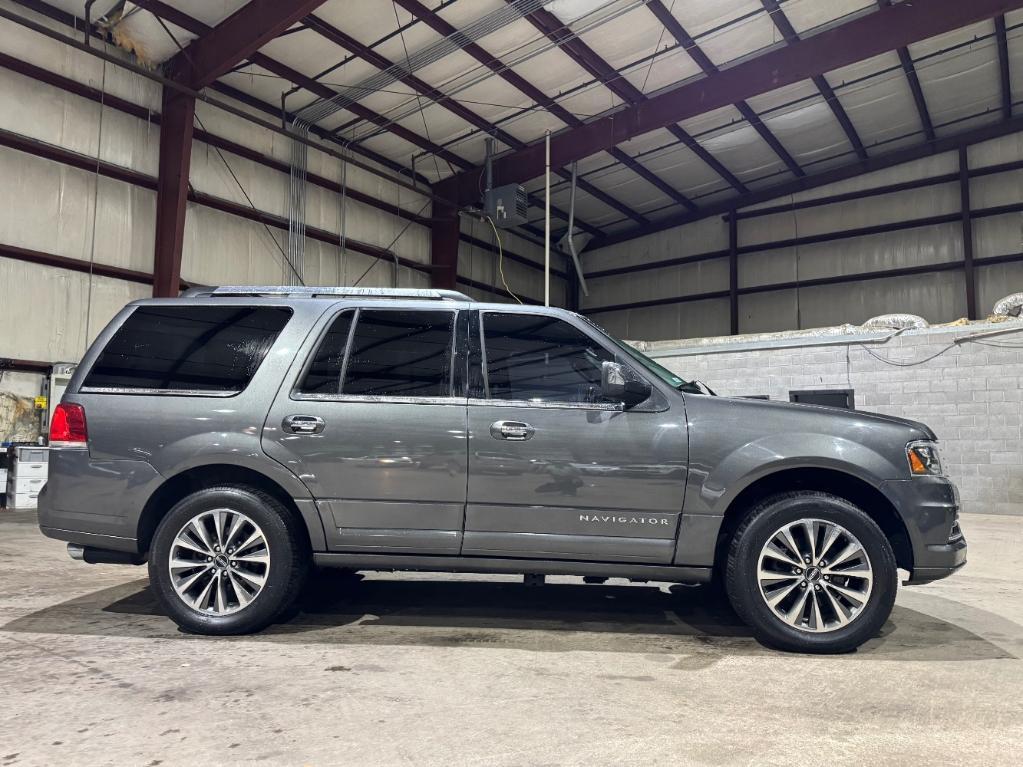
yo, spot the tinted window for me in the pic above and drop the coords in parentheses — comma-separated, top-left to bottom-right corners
(482, 313, 612, 402)
(298, 312, 354, 394)
(84, 306, 291, 392)
(342, 310, 454, 397)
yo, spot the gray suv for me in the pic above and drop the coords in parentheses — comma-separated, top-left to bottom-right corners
(38, 287, 966, 652)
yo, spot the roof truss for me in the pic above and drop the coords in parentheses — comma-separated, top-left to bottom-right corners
(166, 0, 331, 87)
(449, 0, 1023, 204)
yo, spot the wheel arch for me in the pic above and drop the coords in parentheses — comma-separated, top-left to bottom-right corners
(137, 464, 323, 555)
(712, 467, 913, 575)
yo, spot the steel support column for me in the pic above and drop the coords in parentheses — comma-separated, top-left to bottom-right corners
(728, 211, 739, 335)
(152, 89, 195, 297)
(431, 181, 459, 290)
(959, 146, 977, 319)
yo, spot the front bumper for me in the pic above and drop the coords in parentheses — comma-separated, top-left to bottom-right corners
(906, 536, 968, 583)
(882, 476, 967, 584)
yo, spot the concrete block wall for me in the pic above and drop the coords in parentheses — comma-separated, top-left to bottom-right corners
(641, 321, 1023, 515)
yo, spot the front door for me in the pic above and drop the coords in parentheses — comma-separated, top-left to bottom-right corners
(263, 306, 468, 553)
(464, 310, 688, 564)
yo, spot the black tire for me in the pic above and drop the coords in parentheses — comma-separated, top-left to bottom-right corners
(725, 491, 897, 654)
(149, 485, 309, 635)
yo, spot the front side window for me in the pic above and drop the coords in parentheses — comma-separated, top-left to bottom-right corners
(83, 305, 291, 392)
(481, 313, 613, 403)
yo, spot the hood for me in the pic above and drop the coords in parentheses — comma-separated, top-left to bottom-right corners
(710, 396, 937, 441)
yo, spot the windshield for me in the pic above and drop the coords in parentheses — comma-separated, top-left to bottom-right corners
(577, 315, 704, 395)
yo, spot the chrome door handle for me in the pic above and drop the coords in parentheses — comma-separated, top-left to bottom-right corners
(282, 415, 325, 434)
(490, 420, 534, 441)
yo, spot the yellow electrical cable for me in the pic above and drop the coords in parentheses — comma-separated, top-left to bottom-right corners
(486, 215, 523, 305)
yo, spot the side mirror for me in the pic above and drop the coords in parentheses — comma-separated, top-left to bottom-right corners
(600, 361, 651, 407)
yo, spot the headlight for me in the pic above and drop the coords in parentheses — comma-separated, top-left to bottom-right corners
(907, 440, 943, 476)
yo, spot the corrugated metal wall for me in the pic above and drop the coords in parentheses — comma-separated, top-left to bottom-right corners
(0, 3, 435, 364)
(585, 136, 1023, 341)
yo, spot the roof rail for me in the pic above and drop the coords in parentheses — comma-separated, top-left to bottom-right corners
(180, 286, 472, 301)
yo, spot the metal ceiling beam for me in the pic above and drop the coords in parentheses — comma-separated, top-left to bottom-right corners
(995, 15, 1013, 119)
(593, 111, 1023, 249)
(877, 1, 935, 142)
(138, 0, 448, 295)
(12, 0, 566, 269)
(133, 0, 602, 238)
(132, 1, 474, 173)
(450, 0, 1020, 203)
(646, 0, 803, 177)
(165, 0, 331, 87)
(298, 25, 651, 227)
(395, 0, 712, 207)
(126, 1, 431, 185)
(760, 0, 868, 161)
(507, 4, 700, 211)
(303, 14, 630, 231)
(141, 1, 574, 248)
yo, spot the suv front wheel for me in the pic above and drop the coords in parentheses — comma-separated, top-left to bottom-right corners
(149, 486, 308, 635)
(725, 491, 897, 653)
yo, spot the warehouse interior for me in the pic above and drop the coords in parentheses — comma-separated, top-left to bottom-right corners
(1, 0, 1023, 763)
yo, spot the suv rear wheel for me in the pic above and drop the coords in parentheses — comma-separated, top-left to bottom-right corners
(149, 486, 308, 635)
(725, 491, 897, 653)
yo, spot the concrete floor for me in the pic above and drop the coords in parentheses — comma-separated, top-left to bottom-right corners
(0, 513, 1021, 767)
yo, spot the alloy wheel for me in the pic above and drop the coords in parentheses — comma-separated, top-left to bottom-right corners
(757, 518, 874, 633)
(168, 509, 271, 615)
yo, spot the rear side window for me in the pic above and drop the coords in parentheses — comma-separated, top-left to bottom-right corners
(83, 305, 291, 393)
(343, 309, 454, 397)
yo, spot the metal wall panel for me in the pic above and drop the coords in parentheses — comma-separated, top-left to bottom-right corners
(0, 258, 148, 360)
(970, 131, 1023, 168)
(0, 148, 157, 274)
(789, 270, 968, 328)
(0, 12, 438, 365)
(740, 223, 964, 289)
(584, 215, 727, 273)
(590, 297, 730, 341)
(972, 213, 1023, 259)
(740, 182, 960, 247)
(978, 261, 1023, 313)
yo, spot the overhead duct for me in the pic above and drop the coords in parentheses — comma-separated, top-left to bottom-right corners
(861, 314, 930, 331)
(556, 161, 589, 296)
(993, 293, 1023, 317)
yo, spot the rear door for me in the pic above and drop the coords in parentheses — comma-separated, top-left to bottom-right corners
(263, 304, 468, 554)
(464, 310, 688, 564)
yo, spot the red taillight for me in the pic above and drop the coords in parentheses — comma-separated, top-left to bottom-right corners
(50, 403, 88, 445)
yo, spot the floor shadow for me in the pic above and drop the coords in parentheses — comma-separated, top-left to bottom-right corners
(2, 571, 1016, 661)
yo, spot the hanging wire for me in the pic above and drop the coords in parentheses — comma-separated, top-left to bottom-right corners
(83, 50, 106, 351)
(640, 0, 674, 94)
(390, 0, 449, 181)
(350, 199, 433, 287)
(339, 150, 348, 284)
(486, 215, 522, 304)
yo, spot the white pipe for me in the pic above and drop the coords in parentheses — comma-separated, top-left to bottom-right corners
(544, 129, 551, 307)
